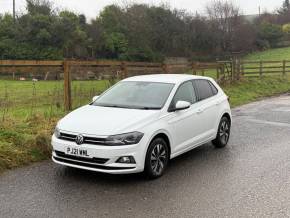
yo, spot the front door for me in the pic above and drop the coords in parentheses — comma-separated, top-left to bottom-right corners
(168, 81, 205, 154)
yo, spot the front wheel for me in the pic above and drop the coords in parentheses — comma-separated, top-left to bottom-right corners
(144, 138, 169, 179)
(212, 116, 231, 148)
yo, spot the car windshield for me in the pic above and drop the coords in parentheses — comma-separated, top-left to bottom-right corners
(93, 81, 175, 110)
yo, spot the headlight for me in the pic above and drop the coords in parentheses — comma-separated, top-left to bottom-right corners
(54, 126, 61, 138)
(106, 132, 144, 146)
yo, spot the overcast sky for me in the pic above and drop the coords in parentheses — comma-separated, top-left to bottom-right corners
(0, 0, 283, 20)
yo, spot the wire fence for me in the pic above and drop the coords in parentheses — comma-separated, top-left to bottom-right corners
(1, 59, 288, 121)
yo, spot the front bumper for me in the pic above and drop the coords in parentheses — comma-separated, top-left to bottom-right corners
(51, 135, 146, 174)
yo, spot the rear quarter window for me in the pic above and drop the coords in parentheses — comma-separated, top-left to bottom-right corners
(193, 79, 217, 101)
(209, 81, 218, 95)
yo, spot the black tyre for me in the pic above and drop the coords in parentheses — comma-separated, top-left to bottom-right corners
(212, 116, 231, 148)
(144, 138, 169, 179)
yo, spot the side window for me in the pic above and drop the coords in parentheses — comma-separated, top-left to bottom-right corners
(171, 81, 197, 107)
(194, 80, 215, 101)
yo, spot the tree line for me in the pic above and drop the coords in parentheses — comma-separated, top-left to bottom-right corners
(0, 0, 290, 62)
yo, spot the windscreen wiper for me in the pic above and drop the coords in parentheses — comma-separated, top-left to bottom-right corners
(138, 107, 161, 110)
(101, 105, 130, 109)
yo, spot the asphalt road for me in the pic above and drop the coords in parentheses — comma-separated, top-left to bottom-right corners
(1, 94, 290, 218)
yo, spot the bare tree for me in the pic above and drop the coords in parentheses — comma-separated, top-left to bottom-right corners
(206, 0, 242, 52)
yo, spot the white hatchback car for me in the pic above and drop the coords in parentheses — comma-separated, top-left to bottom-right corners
(52, 74, 231, 178)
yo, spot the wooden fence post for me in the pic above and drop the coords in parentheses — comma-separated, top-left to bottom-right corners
(63, 60, 72, 111)
(283, 60, 286, 77)
(259, 61, 263, 78)
(216, 64, 220, 81)
(192, 62, 197, 75)
(236, 59, 241, 80)
(241, 61, 244, 79)
(121, 62, 128, 79)
(221, 64, 225, 83)
(231, 59, 236, 81)
(162, 62, 169, 74)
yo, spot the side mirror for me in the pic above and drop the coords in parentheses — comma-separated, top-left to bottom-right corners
(174, 101, 191, 111)
(92, 95, 99, 102)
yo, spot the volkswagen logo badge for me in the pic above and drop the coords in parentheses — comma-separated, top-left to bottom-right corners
(75, 134, 84, 145)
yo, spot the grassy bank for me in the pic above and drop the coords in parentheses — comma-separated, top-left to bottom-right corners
(224, 76, 290, 107)
(0, 115, 57, 173)
(1, 76, 290, 173)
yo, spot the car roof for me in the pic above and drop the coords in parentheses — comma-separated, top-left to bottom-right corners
(123, 74, 210, 84)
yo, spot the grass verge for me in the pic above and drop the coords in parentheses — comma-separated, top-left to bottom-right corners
(223, 76, 290, 107)
(0, 115, 58, 173)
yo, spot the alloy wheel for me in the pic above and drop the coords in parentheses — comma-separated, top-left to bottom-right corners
(219, 120, 230, 145)
(150, 143, 167, 175)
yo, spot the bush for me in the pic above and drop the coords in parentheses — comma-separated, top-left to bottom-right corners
(282, 23, 290, 34)
(258, 22, 284, 47)
(256, 39, 271, 50)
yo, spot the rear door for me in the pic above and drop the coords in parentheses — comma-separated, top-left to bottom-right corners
(192, 79, 219, 139)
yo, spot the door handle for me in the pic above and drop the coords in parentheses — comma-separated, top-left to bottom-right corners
(215, 100, 222, 106)
(196, 108, 204, 114)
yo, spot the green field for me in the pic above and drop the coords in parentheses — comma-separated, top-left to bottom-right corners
(245, 47, 290, 61)
(196, 47, 290, 79)
(0, 80, 111, 119)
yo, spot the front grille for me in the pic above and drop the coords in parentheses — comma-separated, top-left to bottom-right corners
(83, 136, 107, 145)
(59, 132, 75, 142)
(54, 150, 109, 164)
(59, 132, 107, 145)
(53, 156, 135, 170)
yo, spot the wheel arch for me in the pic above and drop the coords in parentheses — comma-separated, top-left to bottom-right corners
(222, 112, 232, 126)
(147, 130, 172, 156)
(215, 110, 232, 134)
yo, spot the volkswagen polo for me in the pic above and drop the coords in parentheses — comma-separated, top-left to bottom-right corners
(52, 74, 231, 178)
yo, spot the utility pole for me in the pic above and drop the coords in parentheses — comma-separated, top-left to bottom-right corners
(13, 0, 16, 22)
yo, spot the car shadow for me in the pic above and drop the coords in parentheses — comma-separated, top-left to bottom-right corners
(56, 142, 232, 186)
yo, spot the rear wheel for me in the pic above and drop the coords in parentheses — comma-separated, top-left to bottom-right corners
(144, 138, 169, 179)
(212, 116, 231, 148)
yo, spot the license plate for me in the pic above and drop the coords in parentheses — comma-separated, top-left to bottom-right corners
(65, 146, 90, 157)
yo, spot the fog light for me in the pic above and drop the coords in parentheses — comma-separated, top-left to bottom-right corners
(116, 156, 136, 164)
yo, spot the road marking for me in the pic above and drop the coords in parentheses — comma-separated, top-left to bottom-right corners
(248, 118, 290, 128)
(272, 107, 290, 112)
